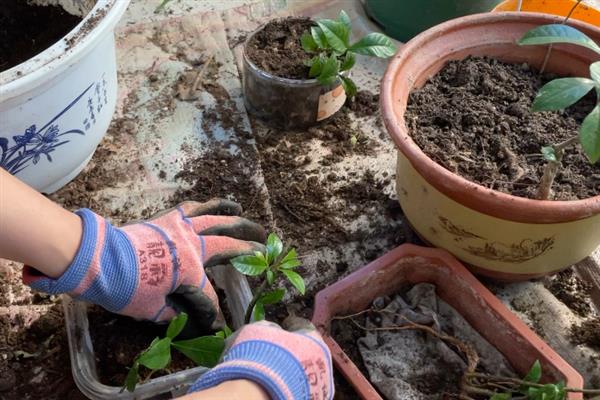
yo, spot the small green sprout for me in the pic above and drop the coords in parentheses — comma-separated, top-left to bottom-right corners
(300, 10, 396, 96)
(518, 24, 600, 199)
(231, 233, 304, 324)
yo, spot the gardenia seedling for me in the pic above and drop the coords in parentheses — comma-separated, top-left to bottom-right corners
(123, 233, 303, 392)
(518, 24, 600, 199)
(300, 10, 396, 96)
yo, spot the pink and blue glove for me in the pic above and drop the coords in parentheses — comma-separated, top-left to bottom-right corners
(189, 318, 334, 400)
(23, 199, 266, 333)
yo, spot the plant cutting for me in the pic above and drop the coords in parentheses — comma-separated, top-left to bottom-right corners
(242, 10, 395, 129)
(122, 233, 304, 391)
(312, 244, 584, 400)
(517, 23, 600, 199)
(381, 12, 600, 281)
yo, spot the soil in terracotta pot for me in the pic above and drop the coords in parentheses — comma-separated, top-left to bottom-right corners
(245, 17, 314, 79)
(0, 0, 82, 72)
(406, 56, 599, 201)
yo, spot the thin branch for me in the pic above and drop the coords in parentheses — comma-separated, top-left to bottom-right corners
(539, 0, 583, 73)
(244, 279, 267, 324)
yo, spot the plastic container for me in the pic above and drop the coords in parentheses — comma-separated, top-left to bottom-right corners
(363, 0, 502, 42)
(312, 244, 584, 400)
(493, 0, 600, 26)
(0, 0, 129, 193)
(63, 265, 253, 399)
(242, 20, 346, 129)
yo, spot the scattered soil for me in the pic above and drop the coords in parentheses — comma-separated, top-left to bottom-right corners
(407, 56, 599, 200)
(0, 304, 84, 400)
(88, 306, 196, 387)
(545, 268, 592, 317)
(570, 317, 600, 351)
(245, 17, 314, 79)
(0, 0, 82, 72)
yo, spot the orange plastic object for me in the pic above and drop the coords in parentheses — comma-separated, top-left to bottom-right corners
(493, 0, 600, 26)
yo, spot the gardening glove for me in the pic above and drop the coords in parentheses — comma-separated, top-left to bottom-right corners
(23, 199, 266, 333)
(188, 317, 334, 400)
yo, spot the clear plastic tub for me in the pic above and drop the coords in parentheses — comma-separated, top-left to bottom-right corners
(63, 265, 253, 399)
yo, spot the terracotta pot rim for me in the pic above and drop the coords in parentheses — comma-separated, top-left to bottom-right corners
(312, 244, 584, 399)
(381, 12, 600, 224)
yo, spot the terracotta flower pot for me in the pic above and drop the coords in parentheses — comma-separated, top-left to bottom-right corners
(380, 13, 600, 281)
(312, 244, 584, 400)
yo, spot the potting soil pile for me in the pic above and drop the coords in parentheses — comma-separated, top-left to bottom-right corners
(358, 283, 515, 400)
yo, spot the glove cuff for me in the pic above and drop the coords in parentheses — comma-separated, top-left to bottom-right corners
(188, 339, 310, 400)
(23, 208, 100, 294)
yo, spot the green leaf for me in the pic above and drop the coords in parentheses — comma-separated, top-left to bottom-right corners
(579, 104, 600, 163)
(338, 10, 351, 31)
(230, 254, 268, 276)
(340, 75, 358, 97)
(282, 269, 305, 295)
(222, 324, 233, 337)
(166, 313, 188, 339)
(311, 26, 327, 49)
(490, 394, 511, 400)
(532, 78, 595, 111)
(541, 146, 558, 162)
(518, 24, 600, 54)
(260, 288, 286, 305)
(137, 337, 171, 370)
(172, 336, 225, 367)
(340, 52, 356, 72)
(521, 360, 542, 390)
(349, 32, 396, 58)
(317, 54, 339, 86)
(252, 300, 265, 321)
(308, 56, 324, 78)
(278, 248, 301, 270)
(591, 61, 600, 83)
(317, 20, 348, 52)
(124, 363, 139, 392)
(266, 233, 283, 264)
(266, 269, 275, 285)
(301, 32, 318, 53)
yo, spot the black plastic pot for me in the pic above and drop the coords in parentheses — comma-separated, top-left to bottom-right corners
(242, 23, 346, 129)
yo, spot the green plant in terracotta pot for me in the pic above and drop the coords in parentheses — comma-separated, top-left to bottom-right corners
(380, 13, 600, 281)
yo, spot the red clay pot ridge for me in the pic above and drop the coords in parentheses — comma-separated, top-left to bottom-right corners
(313, 244, 584, 399)
(381, 12, 600, 224)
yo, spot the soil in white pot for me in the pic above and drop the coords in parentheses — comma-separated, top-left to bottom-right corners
(331, 283, 516, 400)
(406, 56, 599, 200)
(0, 0, 83, 72)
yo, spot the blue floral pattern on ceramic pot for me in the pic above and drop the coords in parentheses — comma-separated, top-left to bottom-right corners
(0, 75, 108, 175)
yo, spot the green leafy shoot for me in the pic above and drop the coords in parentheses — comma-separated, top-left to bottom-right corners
(231, 233, 304, 324)
(300, 10, 396, 96)
(517, 24, 600, 199)
(123, 313, 228, 392)
(485, 360, 571, 400)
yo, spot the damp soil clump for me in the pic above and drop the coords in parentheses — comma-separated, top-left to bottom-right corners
(406, 56, 599, 201)
(0, 0, 82, 72)
(545, 268, 592, 317)
(245, 17, 314, 79)
(570, 317, 600, 351)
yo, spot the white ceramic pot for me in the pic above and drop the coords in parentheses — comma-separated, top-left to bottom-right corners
(0, 0, 129, 193)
